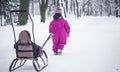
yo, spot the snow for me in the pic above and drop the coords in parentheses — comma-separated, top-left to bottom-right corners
(0, 16, 120, 72)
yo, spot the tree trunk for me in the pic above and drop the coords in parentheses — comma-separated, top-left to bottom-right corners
(39, 0, 48, 23)
(0, 0, 1, 15)
(118, 0, 120, 17)
(0, 0, 2, 26)
(18, 0, 29, 25)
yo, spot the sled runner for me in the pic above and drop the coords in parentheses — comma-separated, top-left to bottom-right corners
(9, 10, 51, 72)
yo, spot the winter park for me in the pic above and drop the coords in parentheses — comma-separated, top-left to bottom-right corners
(0, 0, 120, 72)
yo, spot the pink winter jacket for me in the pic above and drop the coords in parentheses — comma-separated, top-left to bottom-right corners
(49, 18, 70, 45)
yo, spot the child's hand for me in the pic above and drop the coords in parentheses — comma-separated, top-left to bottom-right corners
(67, 33, 70, 38)
(50, 33, 54, 37)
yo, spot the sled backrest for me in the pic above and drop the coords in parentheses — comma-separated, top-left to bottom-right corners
(16, 30, 35, 58)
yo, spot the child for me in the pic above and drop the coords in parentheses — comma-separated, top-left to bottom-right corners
(49, 8, 70, 55)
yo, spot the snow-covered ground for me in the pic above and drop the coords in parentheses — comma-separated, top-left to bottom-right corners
(0, 16, 120, 72)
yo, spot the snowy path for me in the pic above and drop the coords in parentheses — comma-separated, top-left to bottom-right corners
(0, 16, 120, 72)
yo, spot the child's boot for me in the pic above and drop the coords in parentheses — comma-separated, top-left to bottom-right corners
(57, 49, 62, 55)
(54, 51, 58, 55)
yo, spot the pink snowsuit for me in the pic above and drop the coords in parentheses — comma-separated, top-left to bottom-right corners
(49, 18, 70, 52)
